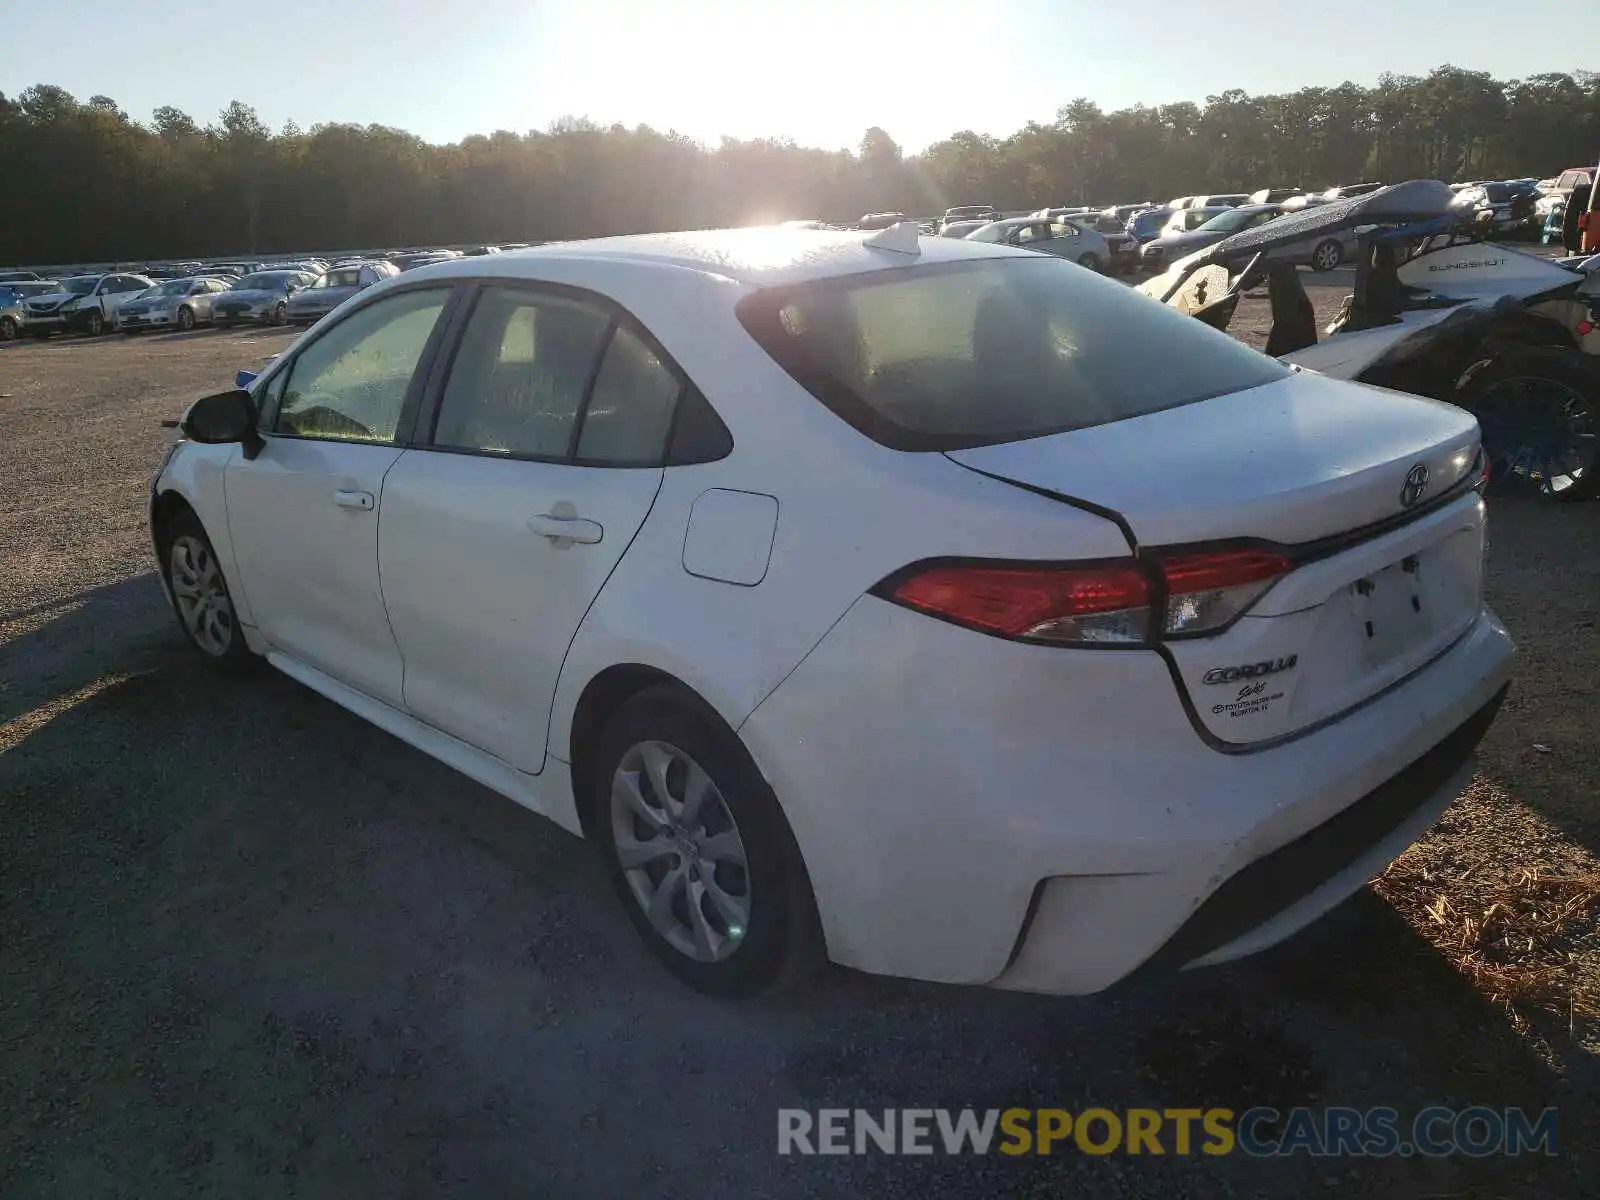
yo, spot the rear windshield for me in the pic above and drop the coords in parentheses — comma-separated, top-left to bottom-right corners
(736, 257, 1287, 450)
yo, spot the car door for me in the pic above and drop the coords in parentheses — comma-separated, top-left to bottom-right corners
(189, 279, 216, 321)
(377, 283, 682, 771)
(1033, 220, 1085, 259)
(224, 285, 455, 707)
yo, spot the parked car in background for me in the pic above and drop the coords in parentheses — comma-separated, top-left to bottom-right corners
(0, 269, 42, 283)
(937, 219, 991, 239)
(1144, 203, 1359, 273)
(1082, 212, 1140, 272)
(943, 204, 998, 224)
(23, 272, 153, 337)
(0, 280, 59, 339)
(1167, 195, 1196, 209)
(1451, 181, 1540, 236)
(1249, 187, 1305, 204)
(1191, 193, 1249, 209)
(857, 213, 909, 231)
(116, 276, 232, 333)
(461, 245, 502, 257)
(1105, 202, 1156, 222)
(283, 260, 398, 325)
(1140, 206, 1236, 267)
(966, 216, 1111, 271)
(213, 270, 322, 327)
(1126, 208, 1170, 244)
(1550, 166, 1593, 196)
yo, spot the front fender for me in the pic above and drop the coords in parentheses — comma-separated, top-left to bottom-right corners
(151, 441, 256, 629)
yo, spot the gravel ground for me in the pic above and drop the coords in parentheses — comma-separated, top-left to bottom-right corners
(1, 296, 1597, 1198)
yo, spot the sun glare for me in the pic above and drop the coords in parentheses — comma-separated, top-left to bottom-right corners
(533, 0, 1009, 150)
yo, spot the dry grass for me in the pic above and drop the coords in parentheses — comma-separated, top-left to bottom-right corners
(1374, 784, 1600, 1036)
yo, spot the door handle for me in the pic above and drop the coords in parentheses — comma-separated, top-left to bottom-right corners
(528, 513, 603, 544)
(332, 489, 375, 510)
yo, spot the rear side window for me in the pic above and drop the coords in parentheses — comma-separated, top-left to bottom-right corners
(432, 286, 611, 458)
(736, 257, 1287, 451)
(576, 326, 681, 465)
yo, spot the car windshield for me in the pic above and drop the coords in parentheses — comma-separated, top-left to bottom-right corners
(236, 273, 291, 290)
(736, 256, 1288, 450)
(1093, 217, 1124, 233)
(150, 280, 191, 298)
(1484, 184, 1511, 203)
(315, 269, 362, 288)
(61, 277, 99, 295)
(1196, 208, 1265, 234)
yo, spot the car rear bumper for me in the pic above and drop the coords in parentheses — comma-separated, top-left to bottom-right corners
(739, 597, 1514, 993)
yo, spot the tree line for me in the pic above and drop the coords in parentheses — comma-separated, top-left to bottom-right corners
(3, 66, 1599, 265)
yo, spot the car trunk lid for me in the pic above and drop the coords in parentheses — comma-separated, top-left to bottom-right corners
(945, 371, 1486, 744)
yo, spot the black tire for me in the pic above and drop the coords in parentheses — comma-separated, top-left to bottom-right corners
(271, 302, 287, 326)
(155, 505, 260, 671)
(1077, 252, 1101, 271)
(0, 315, 17, 340)
(1457, 347, 1600, 502)
(589, 685, 823, 996)
(216, 319, 232, 330)
(1309, 240, 1343, 271)
(84, 310, 104, 336)
(177, 306, 195, 332)
(31, 330, 51, 340)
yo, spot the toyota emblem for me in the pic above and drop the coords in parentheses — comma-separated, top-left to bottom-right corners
(1400, 463, 1430, 508)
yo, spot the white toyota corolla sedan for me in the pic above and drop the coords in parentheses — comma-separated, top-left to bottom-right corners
(150, 223, 1513, 996)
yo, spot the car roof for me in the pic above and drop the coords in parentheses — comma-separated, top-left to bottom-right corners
(413, 227, 1023, 288)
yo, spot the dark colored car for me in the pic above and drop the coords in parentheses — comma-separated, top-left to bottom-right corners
(1126, 209, 1170, 243)
(0, 269, 42, 283)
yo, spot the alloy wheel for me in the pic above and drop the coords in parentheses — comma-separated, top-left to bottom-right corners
(0, 315, 16, 340)
(609, 740, 751, 962)
(1312, 242, 1341, 271)
(168, 534, 235, 655)
(86, 311, 104, 336)
(1474, 375, 1597, 497)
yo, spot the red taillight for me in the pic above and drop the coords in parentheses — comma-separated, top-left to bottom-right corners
(880, 549, 1293, 645)
(1156, 549, 1292, 636)
(885, 562, 1152, 644)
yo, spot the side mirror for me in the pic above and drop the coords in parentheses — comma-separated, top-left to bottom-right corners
(182, 389, 259, 451)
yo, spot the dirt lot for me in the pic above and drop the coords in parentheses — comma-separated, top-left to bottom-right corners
(1, 281, 1598, 1198)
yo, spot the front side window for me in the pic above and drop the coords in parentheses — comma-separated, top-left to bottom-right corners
(318, 268, 363, 289)
(432, 286, 611, 458)
(273, 288, 447, 443)
(576, 326, 682, 464)
(737, 257, 1288, 451)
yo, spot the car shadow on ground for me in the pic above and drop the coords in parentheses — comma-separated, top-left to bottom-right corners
(1, 575, 1593, 1196)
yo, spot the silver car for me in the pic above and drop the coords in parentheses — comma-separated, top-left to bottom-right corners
(213, 270, 321, 327)
(116, 276, 232, 333)
(965, 216, 1112, 271)
(284, 260, 398, 325)
(0, 280, 59, 340)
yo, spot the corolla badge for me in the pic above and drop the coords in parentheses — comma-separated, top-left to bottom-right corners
(1400, 463, 1430, 508)
(1201, 655, 1298, 685)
